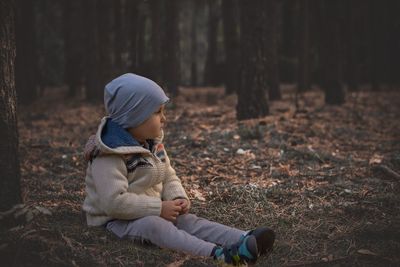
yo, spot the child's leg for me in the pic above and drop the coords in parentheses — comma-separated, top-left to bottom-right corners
(176, 214, 246, 246)
(106, 216, 215, 256)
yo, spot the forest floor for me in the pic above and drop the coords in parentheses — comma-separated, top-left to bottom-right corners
(1, 85, 400, 267)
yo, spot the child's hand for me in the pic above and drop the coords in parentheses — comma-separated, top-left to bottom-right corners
(177, 199, 191, 214)
(161, 200, 182, 222)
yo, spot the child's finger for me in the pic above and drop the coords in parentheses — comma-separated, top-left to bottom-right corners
(173, 199, 183, 205)
(173, 205, 182, 212)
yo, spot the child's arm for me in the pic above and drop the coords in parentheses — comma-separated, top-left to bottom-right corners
(91, 155, 162, 220)
(161, 149, 189, 201)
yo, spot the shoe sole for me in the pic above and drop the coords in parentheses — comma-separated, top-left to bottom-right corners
(251, 227, 275, 255)
(245, 235, 258, 264)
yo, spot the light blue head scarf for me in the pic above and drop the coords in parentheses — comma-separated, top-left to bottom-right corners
(104, 73, 169, 129)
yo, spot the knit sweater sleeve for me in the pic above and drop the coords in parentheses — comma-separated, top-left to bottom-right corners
(161, 149, 189, 201)
(91, 155, 162, 219)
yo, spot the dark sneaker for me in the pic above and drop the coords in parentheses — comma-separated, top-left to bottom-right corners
(246, 227, 275, 255)
(213, 235, 258, 265)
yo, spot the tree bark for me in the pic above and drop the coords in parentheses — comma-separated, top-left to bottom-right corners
(237, 0, 269, 120)
(0, 0, 22, 211)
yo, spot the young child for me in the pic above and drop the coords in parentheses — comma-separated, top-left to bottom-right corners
(82, 73, 275, 266)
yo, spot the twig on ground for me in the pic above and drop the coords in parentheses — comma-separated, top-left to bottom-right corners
(371, 164, 400, 180)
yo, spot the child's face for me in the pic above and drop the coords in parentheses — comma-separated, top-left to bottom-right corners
(127, 105, 166, 143)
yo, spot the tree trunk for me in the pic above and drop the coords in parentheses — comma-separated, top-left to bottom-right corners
(297, 0, 311, 92)
(190, 0, 198, 86)
(63, 0, 84, 97)
(222, 0, 240, 95)
(345, 0, 360, 92)
(237, 0, 269, 120)
(163, 0, 180, 96)
(15, 0, 37, 104)
(204, 0, 218, 86)
(266, 0, 281, 101)
(97, 0, 114, 85)
(387, 0, 400, 86)
(114, 0, 123, 75)
(281, 1, 297, 83)
(128, 0, 145, 73)
(368, 0, 379, 91)
(127, 0, 138, 71)
(319, 0, 345, 105)
(149, 0, 163, 84)
(84, 0, 102, 102)
(0, 0, 22, 212)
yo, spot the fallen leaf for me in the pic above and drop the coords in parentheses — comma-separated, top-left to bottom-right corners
(191, 189, 206, 201)
(369, 154, 383, 165)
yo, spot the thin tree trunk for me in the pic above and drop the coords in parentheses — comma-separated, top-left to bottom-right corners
(149, 0, 163, 84)
(114, 0, 123, 75)
(297, 0, 311, 93)
(190, 0, 198, 86)
(204, 0, 218, 86)
(237, 0, 269, 120)
(267, 0, 281, 101)
(345, 0, 359, 91)
(136, 5, 146, 74)
(63, 0, 84, 97)
(97, 0, 114, 85)
(281, 1, 297, 83)
(0, 0, 22, 211)
(222, 0, 240, 95)
(15, 0, 37, 104)
(320, 0, 345, 105)
(388, 0, 400, 86)
(163, 0, 180, 96)
(130, 0, 143, 72)
(84, 0, 102, 102)
(368, 0, 379, 91)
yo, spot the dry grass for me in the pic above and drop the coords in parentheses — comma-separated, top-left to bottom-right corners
(1, 86, 399, 266)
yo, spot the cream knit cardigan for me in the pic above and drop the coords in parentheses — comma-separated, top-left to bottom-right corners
(82, 117, 189, 226)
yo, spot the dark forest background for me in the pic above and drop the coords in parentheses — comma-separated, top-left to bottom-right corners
(15, 0, 400, 110)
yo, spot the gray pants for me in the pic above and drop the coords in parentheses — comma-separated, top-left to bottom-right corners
(106, 213, 246, 256)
